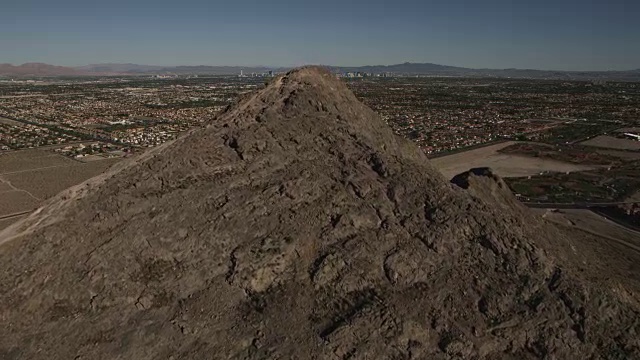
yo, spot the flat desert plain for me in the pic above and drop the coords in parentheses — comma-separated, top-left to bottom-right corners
(431, 141, 598, 179)
(0, 149, 121, 230)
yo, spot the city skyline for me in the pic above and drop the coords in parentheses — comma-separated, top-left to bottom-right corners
(2, 0, 640, 71)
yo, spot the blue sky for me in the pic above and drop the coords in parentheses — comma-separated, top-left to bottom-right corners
(1, 0, 638, 70)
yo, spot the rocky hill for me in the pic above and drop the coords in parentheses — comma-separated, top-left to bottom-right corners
(1, 67, 639, 359)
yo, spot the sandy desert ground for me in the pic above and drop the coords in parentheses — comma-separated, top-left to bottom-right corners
(0, 180, 13, 192)
(0, 149, 120, 230)
(431, 141, 599, 179)
(0, 190, 40, 215)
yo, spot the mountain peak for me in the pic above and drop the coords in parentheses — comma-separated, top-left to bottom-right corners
(1, 67, 639, 359)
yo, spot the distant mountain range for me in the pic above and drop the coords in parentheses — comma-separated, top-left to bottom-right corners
(0, 63, 87, 77)
(1, 62, 639, 81)
(76, 63, 280, 76)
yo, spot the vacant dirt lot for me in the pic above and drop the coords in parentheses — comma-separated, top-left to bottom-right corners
(431, 141, 599, 179)
(0, 191, 40, 216)
(0, 149, 77, 174)
(0, 149, 121, 228)
(0, 180, 13, 192)
(4, 157, 120, 199)
(581, 135, 640, 151)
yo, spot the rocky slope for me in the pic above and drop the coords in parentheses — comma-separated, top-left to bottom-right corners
(1, 67, 639, 359)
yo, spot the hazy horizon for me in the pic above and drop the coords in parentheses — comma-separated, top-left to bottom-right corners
(3, 0, 639, 71)
(2, 61, 640, 73)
